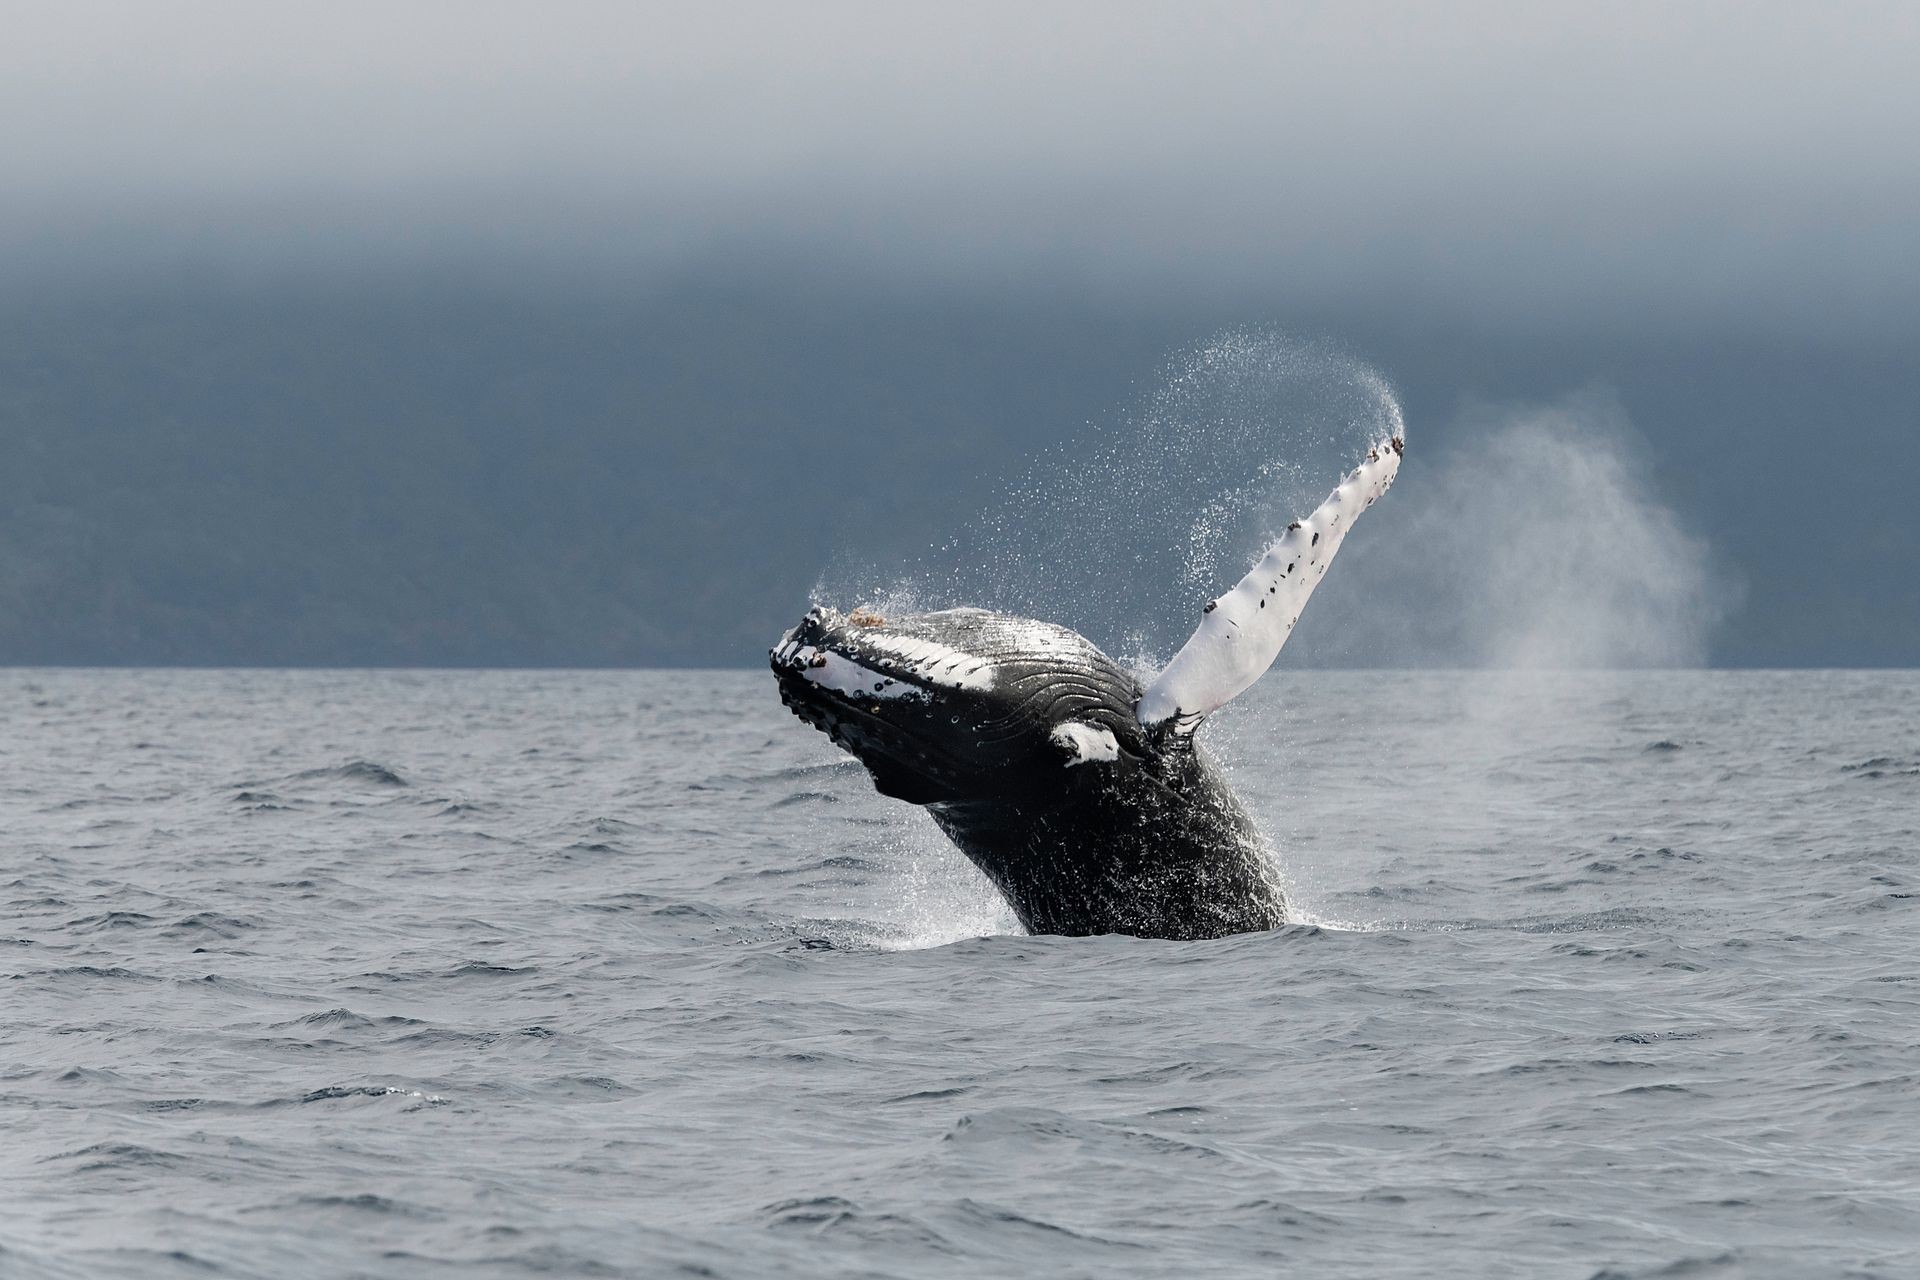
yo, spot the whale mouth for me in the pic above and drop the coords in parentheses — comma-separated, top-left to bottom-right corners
(771, 606, 997, 699)
(773, 608, 934, 704)
(772, 638, 933, 706)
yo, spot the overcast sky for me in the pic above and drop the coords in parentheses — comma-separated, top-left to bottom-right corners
(7, 1, 1917, 337)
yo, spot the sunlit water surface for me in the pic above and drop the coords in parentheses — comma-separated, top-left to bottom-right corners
(2, 669, 1916, 1278)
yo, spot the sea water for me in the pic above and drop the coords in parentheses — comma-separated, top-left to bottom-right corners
(2, 668, 1916, 1278)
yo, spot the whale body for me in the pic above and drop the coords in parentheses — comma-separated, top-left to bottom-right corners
(771, 436, 1403, 940)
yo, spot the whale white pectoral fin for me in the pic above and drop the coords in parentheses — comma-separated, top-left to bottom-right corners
(1137, 437, 1403, 734)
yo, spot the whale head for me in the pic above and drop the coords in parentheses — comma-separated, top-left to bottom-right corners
(770, 605, 1148, 804)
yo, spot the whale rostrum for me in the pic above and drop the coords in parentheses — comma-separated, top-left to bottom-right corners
(771, 435, 1403, 940)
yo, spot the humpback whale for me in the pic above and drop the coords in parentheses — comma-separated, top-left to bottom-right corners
(771, 436, 1403, 940)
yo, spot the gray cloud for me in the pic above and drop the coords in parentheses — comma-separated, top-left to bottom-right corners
(4, 2, 1916, 337)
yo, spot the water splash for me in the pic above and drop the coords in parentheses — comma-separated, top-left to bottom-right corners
(867, 812, 1020, 950)
(818, 329, 1406, 664)
(1318, 389, 1732, 668)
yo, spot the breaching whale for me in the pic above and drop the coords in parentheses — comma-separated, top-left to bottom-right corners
(771, 436, 1403, 940)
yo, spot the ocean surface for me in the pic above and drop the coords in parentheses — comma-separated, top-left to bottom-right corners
(2, 667, 1916, 1279)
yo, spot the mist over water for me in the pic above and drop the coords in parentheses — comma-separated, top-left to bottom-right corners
(1327, 392, 1731, 670)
